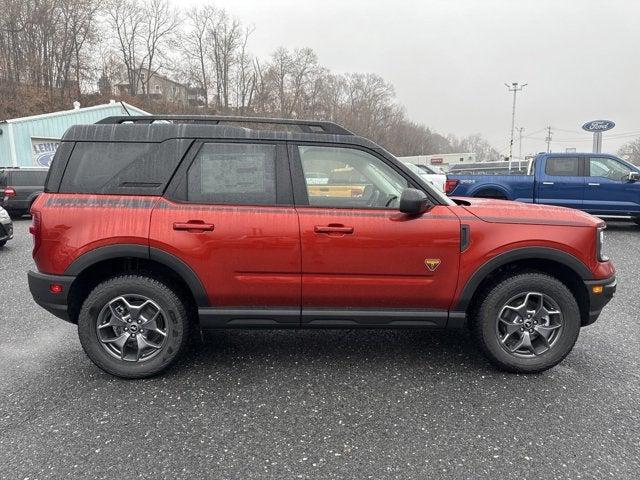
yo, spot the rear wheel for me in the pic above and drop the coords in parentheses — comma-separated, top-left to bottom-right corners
(78, 275, 190, 378)
(0, 240, 6, 247)
(472, 272, 581, 373)
(633, 217, 640, 226)
(7, 210, 25, 219)
(474, 189, 507, 200)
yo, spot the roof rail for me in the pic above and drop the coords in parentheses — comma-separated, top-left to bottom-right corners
(95, 115, 354, 135)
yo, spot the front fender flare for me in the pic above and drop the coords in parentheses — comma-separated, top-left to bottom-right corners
(454, 246, 593, 312)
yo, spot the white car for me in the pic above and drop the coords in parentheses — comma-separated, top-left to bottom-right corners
(402, 162, 447, 192)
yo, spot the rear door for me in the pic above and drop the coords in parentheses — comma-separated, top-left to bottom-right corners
(535, 156, 585, 208)
(150, 141, 302, 327)
(290, 143, 460, 327)
(584, 156, 640, 215)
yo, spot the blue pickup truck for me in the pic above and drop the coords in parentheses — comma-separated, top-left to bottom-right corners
(446, 153, 640, 222)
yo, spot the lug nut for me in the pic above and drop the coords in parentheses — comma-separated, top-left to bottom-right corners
(127, 319, 132, 323)
(124, 327, 128, 331)
(529, 329, 534, 333)
(534, 320, 538, 325)
(137, 320, 141, 324)
(520, 327, 524, 331)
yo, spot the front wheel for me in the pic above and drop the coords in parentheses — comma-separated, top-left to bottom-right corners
(78, 275, 190, 378)
(472, 273, 581, 373)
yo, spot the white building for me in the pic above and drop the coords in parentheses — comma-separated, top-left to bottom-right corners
(398, 153, 477, 172)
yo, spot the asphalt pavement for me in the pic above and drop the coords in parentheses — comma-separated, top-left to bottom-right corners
(1, 217, 639, 479)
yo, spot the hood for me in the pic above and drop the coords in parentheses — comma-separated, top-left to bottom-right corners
(452, 197, 603, 228)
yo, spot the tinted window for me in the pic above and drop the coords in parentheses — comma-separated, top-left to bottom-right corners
(10, 170, 48, 186)
(0, 172, 7, 187)
(589, 157, 632, 181)
(299, 145, 408, 209)
(59, 140, 189, 195)
(187, 143, 277, 205)
(545, 157, 581, 176)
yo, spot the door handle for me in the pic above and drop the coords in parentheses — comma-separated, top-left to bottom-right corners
(542, 181, 554, 185)
(314, 224, 354, 235)
(588, 182, 600, 186)
(173, 221, 215, 232)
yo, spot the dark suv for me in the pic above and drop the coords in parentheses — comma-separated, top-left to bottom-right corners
(0, 167, 48, 218)
(28, 116, 615, 378)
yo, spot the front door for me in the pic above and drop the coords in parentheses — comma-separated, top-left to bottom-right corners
(150, 141, 301, 327)
(584, 156, 640, 215)
(536, 156, 585, 209)
(291, 144, 460, 327)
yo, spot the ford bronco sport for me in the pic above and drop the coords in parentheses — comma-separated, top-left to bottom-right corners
(28, 116, 616, 378)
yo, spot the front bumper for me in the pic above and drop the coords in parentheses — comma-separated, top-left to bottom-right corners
(583, 275, 616, 326)
(0, 218, 13, 242)
(28, 270, 76, 322)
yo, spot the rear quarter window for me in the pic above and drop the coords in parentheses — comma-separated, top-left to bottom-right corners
(58, 139, 191, 195)
(10, 170, 48, 186)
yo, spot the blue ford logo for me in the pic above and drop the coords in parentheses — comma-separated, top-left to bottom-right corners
(582, 120, 615, 132)
(35, 152, 56, 167)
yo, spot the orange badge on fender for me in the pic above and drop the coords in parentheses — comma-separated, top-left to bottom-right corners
(424, 258, 441, 272)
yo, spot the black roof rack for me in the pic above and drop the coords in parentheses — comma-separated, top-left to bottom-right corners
(95, 115, 354, 135)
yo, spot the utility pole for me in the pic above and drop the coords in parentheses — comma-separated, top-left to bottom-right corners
(505, 82, 527, 171)
(517, 127, 525, 160)
(545, 126, 553, 153)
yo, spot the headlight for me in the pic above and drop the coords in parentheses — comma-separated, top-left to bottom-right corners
(597, 226, 608, 262)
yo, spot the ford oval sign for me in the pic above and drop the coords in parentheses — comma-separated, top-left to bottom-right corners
(582, 120, 615, 132)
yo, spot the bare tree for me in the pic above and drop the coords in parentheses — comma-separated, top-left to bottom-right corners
(181, 4, 216, 106)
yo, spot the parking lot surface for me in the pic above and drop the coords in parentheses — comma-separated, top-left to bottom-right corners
(1, 217, 639, 479)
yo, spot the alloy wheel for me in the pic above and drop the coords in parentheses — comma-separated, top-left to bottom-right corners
(96, 295, 168, 362)
(496, 291, 564, 358)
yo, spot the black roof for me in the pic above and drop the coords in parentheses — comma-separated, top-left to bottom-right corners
(61, 115, 388, 155)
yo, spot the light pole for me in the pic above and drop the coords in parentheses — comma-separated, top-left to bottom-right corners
(505, 82, 527, 171)
(517, 126, 525, 160)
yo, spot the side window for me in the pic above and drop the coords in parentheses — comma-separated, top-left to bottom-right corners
(589, 157, 632, 182)
(187, 143, 277, 205)
(59, 140, 189, 195)
(545, 157, 581, 176)
(298, 145, 408, 209)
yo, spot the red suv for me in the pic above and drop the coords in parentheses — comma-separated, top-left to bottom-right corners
(28, 116, 616, 378)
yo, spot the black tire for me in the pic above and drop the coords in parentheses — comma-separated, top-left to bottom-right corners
(472, 272, 581, 373)
(78, 275, 191, 379)
(634, 217, 640, 226)
(7, 210, 25, 219)
(0, 240, 6, 247)
(474, 189, 507, 200)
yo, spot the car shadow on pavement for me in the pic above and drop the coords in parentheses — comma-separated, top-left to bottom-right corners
(168, 328, 493, 377)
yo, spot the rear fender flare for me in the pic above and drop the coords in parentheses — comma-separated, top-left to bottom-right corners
(64, 244, 209, 307)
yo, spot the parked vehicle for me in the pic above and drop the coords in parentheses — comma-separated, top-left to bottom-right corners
(446, 153, 640, 223)
(0, 206, 13, 246)
(28, 116, 616, 378)
(402, 161, 447, 192)
(448, 160, 532, 175)
(0, 167, 49, 218)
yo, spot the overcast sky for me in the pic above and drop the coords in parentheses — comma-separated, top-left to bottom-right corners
(183, 0, 639, 157)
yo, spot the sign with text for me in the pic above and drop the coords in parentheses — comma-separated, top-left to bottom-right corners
(31, 137, 60, 167)
(581, 120, 615, 133)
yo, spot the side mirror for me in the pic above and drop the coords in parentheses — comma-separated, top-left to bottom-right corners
(399, 188, 430, 215)
(628, 172, 640, 183)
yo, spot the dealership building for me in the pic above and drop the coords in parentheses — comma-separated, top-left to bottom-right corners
(0, 100, 147, 168)
(398, 152, 477, 172)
